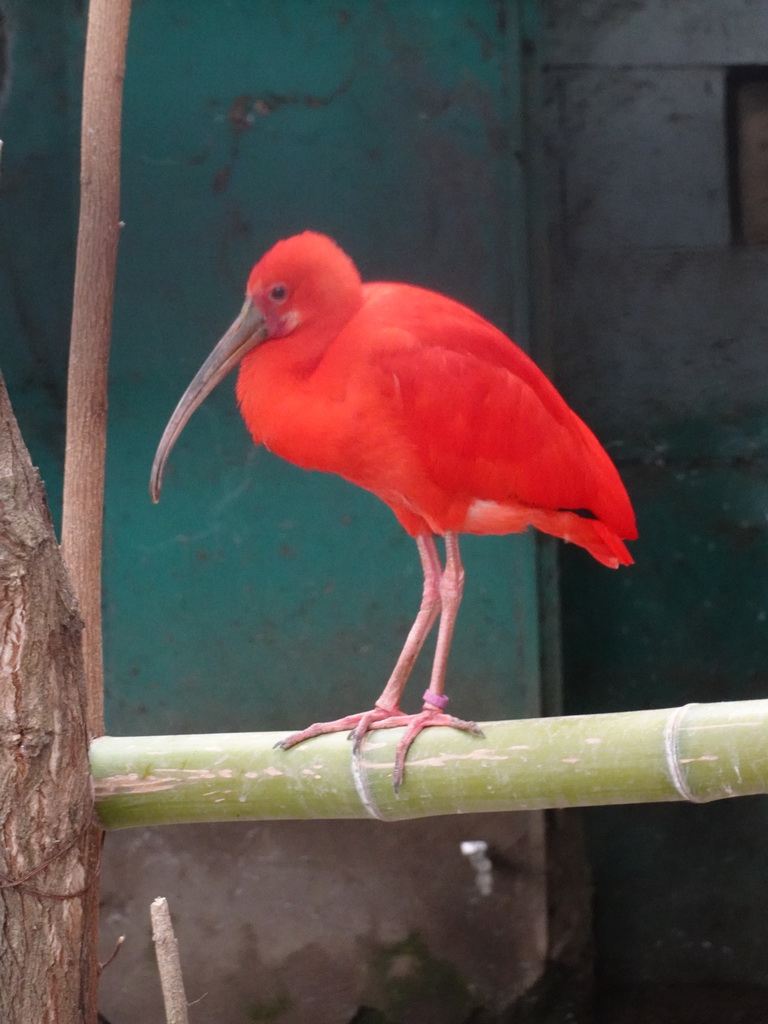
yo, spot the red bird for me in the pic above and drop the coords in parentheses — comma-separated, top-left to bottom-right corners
(151, 231, 636, 789)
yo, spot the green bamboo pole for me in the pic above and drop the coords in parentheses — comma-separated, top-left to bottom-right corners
(91, 699, 768, 829)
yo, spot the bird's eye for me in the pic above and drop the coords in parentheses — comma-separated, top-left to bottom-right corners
(269, 283, 288, 303)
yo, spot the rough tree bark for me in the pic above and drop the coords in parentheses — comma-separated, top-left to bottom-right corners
(0, 374, 101, 1023)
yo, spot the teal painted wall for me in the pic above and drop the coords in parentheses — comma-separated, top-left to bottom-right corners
(0, 0, 79, 515)
(1, 1, 543, 737)
(1, 6, 553, 1020)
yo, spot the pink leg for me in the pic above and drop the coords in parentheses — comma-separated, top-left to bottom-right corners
(277, 535, 443, 749)
(427, 530, 465, 702)
(372, 532, 482, 789)
(368, 535, 443, 713)
(278, 532, 482, 791)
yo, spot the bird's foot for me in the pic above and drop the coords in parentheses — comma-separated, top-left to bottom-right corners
(276, 703, 483, 793)
(366, 707, 484, 792)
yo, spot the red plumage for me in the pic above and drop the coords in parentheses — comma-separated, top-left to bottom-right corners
(235, 233, 636, 566)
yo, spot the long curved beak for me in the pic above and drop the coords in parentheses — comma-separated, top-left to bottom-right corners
(150, 300, 268, 502)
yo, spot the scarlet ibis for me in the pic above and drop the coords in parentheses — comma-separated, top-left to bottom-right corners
(151, 231, 636, 790)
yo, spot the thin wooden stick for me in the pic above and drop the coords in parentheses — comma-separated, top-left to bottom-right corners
(61, 0, 132, 737)
(151, 898, 190, 1024)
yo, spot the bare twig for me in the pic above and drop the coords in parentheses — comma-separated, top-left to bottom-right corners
(99, 934, 126, 973)
(151, 897, 190, 1024)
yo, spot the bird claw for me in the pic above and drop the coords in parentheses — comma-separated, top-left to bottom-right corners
(463, 720, 485, 738)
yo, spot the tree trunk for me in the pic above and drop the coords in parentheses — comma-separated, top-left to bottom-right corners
(0, 374, 102, 1023)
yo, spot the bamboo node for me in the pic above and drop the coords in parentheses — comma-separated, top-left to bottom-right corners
(663, 703, 706, 803)
(351, 743, 388, 820)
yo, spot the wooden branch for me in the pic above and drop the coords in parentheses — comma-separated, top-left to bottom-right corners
(0, 374, 100, 1024)
(61, 0, 132, 735)
(90, 698, 768, 829)
(151, 898, 190, 1024)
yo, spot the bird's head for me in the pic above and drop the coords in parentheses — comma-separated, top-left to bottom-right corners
(245, 230, 362, 339)
(149, 231, 362, 502)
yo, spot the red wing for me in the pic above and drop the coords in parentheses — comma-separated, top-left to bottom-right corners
(363, 291, 636, 540)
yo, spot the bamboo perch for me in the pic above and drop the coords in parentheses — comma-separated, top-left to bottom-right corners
(91, 699, 768, 830)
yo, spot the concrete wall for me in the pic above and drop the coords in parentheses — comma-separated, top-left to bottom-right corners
(544, 0, 768, 1003)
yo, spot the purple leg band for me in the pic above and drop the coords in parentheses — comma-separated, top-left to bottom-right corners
(423, 689, 449, 710)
